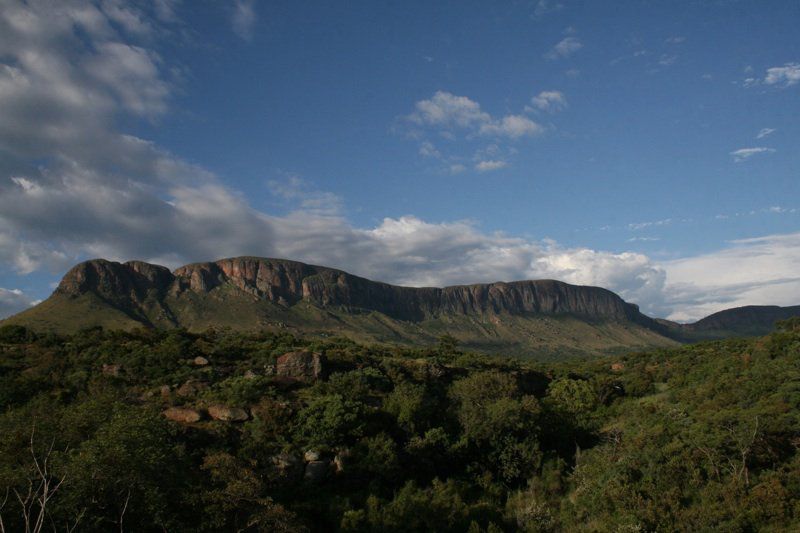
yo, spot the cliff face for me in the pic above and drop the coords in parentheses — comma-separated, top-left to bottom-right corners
(56, 259, 174, 307)
(55, 257, 645, 323)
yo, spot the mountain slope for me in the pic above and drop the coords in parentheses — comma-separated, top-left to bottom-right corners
(7, 256, 799, 358)
(4, 257, 682, 358)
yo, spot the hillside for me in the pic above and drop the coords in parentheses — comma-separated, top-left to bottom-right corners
(4, 257, 678, 359)
(6, 257, 800, 359)
(0, 318, 799, 531)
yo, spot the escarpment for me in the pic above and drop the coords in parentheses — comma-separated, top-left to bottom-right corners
(55, 256, 645, 323)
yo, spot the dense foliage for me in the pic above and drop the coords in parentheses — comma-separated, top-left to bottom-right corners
(0, 319, 799, 531)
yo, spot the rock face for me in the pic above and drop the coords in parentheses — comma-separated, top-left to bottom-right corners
(207, 405, 249, 422)
(163, 407, 203, 423)
(276, 351, 327, 381)
(53, 256, 652, 323)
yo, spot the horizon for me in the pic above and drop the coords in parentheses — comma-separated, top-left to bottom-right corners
(1, 0, 799, 322)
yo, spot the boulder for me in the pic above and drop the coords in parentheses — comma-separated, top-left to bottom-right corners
(159, 384, 171, 399)
(276, 350, 327, 381)
(610, 362, 625, 372)
(304, 450, 320, 462)
(244, 369, 258, 380)
(207, 405, 249, 422)
(193, 356, 209, 366)
(162, 407, 203, 423)
(304, 460, 330, 483)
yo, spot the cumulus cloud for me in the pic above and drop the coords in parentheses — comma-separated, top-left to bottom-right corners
(0, 288, 38, 319)
(730, 147, 776, 162)
(232, 0, 256, 41)
(764, 63, 800, 87)
(545, 37, 582, 60)
(744, 63, 800, 88)
(479, 115, 542, 138)
(408, 91, 491, 129)
(529, 90, 567, 112)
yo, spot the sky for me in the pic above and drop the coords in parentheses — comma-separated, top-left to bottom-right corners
(0, 0, 798, 322)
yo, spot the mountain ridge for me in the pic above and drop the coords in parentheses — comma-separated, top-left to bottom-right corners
(5, 256, 799, 358)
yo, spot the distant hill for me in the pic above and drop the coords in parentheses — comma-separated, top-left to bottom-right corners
(4, 256, 799, 358)
(674, 304, 800, 340)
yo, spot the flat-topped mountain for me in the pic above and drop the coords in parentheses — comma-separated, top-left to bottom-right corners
(5, 256, 798, 358)
(54, 257, 649, 322)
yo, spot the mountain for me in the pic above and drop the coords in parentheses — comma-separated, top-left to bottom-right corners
(675, 304, 800, 340)
(1, 257, 673, 358)
(4, 256, 798, 358)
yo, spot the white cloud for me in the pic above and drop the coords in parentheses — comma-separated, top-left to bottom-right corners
(232, 0, 256, 41)
(663, 232, 800, 321)
(730, 147, 776, 162)
(479, 114, 542, 138)
(756, 128, 776, 139)
(409, 91, 490, 129)
(0, 287, 38, 319)
(665, 36, 686, 44)
(744, 63, 800, 89)
(404, 92, 544, 170)
(85, 42, 169, 117)
(545, 37, 582, 60)
(764, 63, 800, 87)
(530, 90, 567, 112)
(475, 160, 507, 172)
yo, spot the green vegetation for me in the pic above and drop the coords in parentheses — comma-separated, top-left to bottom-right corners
(5, 291, 678, 360)
(1, 319, 800, 531)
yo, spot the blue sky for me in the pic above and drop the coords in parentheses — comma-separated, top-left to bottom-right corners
(0, 0, 798, 321)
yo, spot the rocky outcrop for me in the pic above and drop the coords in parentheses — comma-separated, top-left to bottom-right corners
(276, 351, 327, 381)
(207, 405, 249, 422)
(56, 259, 174, 303)
(163, 407, 203, 423)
